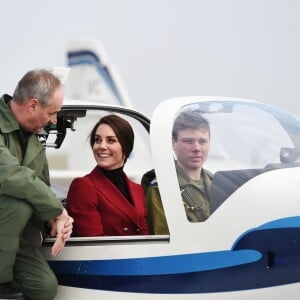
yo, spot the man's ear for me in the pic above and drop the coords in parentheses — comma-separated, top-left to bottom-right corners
(28, 98, 39, 113)
(172, 138, 176, 150)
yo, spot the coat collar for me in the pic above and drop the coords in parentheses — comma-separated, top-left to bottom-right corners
(0, 94, 20, 133)
(175, 160, 212, 189)
(22, 135, 45, 166)
(0, 95, 45, 166)
(89, 166, 142, 225)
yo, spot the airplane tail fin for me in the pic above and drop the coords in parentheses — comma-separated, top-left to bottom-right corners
(65, 40, 133, 107)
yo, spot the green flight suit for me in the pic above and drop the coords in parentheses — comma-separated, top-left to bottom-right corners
(142, 162, 213, 235)
(0, 95, 64, 300)
(141, 169, 169, 235)
(175, 162, 212, 222)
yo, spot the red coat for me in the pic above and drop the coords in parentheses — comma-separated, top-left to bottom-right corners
(67, 167, 149, 236)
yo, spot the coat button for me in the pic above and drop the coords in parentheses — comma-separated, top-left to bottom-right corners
(123, 227, 129, 232)
(136, 228, 141, 233)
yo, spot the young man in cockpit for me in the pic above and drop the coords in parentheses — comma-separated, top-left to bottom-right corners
(142, 110, 212, 235)
(172, 110, 212, 222)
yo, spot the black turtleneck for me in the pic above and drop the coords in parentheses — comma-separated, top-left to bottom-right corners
(99, 166, 133, 204)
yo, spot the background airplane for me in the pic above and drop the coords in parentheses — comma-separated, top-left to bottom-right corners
(65, 40, 134, 107)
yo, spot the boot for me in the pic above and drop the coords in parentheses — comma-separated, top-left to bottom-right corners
(0, 282, 25, 299)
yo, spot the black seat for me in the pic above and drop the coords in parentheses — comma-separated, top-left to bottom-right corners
(209, 169, 263, 213)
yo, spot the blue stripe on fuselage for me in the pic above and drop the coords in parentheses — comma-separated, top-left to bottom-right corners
(48, 218, 300, 293)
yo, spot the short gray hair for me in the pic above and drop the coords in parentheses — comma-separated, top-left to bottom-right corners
(13, 69, 61, 107)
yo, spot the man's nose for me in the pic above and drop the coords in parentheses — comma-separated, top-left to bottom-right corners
(193, 141, 202, 150)
(49, 115, 57, 125)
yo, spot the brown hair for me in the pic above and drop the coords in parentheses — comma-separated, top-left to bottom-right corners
(172, 110, 210, 141)
(90, 115, 134, 163)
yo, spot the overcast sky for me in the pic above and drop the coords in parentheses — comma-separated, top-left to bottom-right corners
(1, 0, 300, 116)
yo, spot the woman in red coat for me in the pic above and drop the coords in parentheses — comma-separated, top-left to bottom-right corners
(67, 115, 149, 236)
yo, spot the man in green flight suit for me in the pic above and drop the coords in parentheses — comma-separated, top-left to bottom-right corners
(172, 110, 212, 222)
(142, 109, 212, 234)
(0, 69, 73, 300)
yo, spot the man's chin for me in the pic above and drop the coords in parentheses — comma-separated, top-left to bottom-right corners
(190, 160, 203, 166)
(188, 163, 203, 169)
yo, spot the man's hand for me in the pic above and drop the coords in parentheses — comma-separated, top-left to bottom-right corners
(50, 209, 74, 256)
(62, 215, 74, 241)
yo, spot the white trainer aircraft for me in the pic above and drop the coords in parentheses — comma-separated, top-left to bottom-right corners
(32, 40, 300, 299)
(42, 94, 300, 300)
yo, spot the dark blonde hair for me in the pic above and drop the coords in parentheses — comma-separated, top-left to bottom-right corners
(90, 115, 134, 163)
(172, 110, 210, 141)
